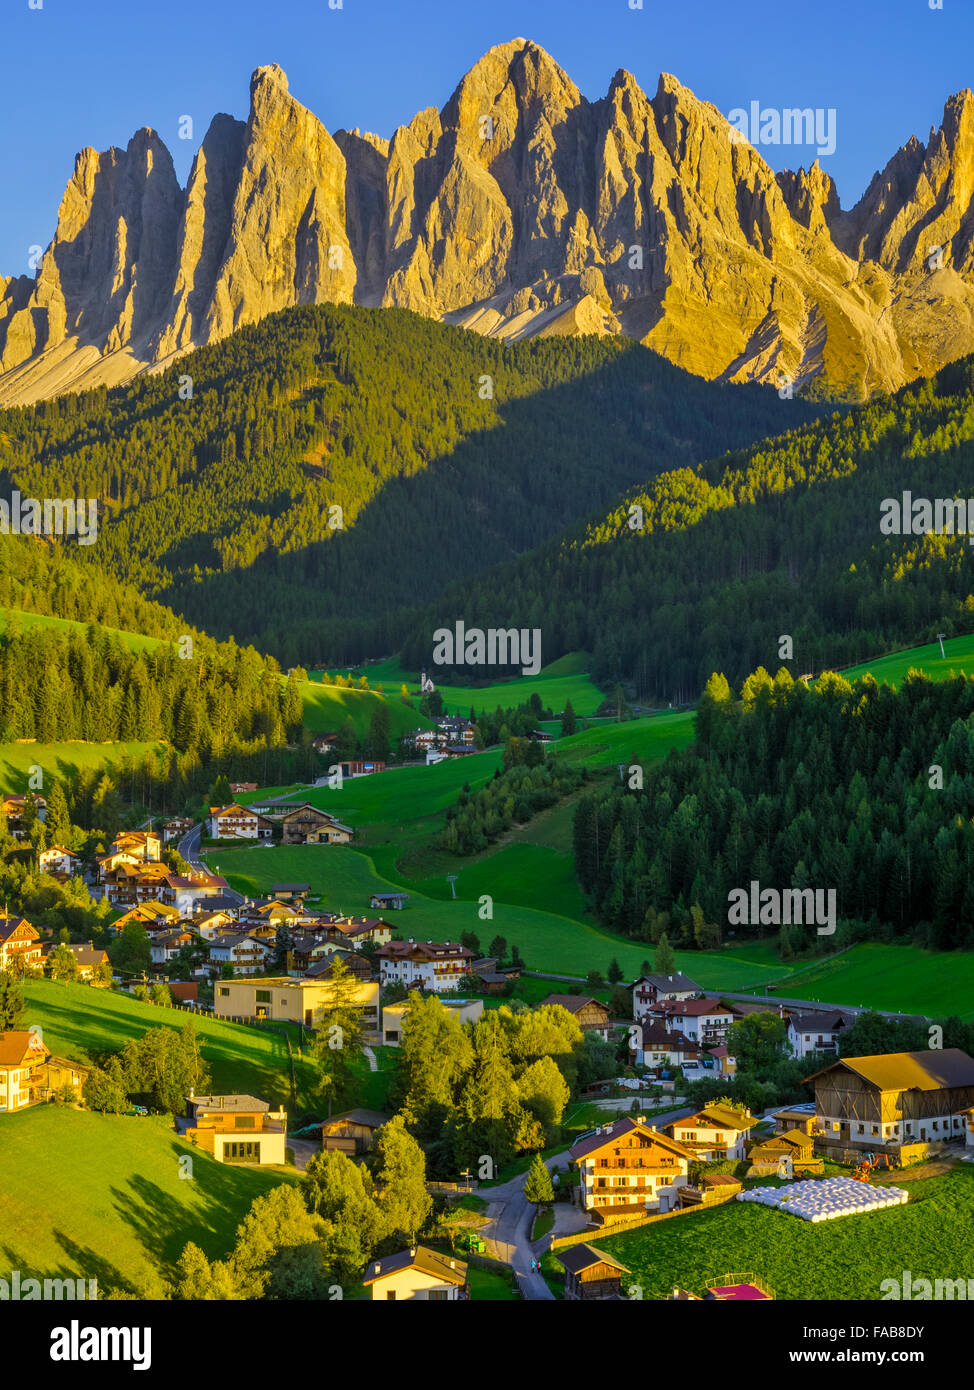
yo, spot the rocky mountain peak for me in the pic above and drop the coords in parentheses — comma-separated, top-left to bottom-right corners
(4, 46, 974, 404)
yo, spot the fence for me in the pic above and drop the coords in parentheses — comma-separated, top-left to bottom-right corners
(550, 1197, 720, 1254)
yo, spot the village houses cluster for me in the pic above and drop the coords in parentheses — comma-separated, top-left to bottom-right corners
(5, 787, 974, 1302)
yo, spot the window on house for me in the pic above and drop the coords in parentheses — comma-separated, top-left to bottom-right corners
(218, 987, 229, 997)
(255, 990, 271, 1003)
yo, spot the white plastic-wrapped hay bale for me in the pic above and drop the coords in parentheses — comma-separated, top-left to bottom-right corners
(738, 1175, 910, 1221)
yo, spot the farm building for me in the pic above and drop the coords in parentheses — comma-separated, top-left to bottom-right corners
(319, 1108, 391, 1154)
(806, 1049, 974, 1158)
(281, 804, 353, 845)
(370, 891, 409, 911)
(747, 1129, 823, 1177)
(540, 994, 611, 1040)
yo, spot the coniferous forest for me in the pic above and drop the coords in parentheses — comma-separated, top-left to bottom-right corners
(401, 356, 974, 697)
(575, 665, 974, 951)
(0, 304, 818, 667)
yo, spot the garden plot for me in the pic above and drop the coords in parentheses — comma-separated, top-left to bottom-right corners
(738, 1176, 909, 1222)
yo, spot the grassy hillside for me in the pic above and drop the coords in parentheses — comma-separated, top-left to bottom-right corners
(760, 942, 974, 1020)
(839, 632, 974, 688)
(248, 749, 504, 833)
(0, 607, 162, 652)
(552, 710, 695, 767)
(0, 1107, 293, 1297)
(299, 677, 434, 740)
(0, 739, 165, 794)
(592, 1163, 974, 1301)
(23, 978, 318, 1109)
(205, 841, 790, 989)
(350, 656, 605, 718)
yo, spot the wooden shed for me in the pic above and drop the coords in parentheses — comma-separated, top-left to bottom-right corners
(558, 1243, 631, 1301)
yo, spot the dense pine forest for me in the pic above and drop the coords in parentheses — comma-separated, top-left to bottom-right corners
(402, 355, 974, 699)
(0, 618, 303, 750)
(0, 304, 815, 667)
(575, 664, 974, 952)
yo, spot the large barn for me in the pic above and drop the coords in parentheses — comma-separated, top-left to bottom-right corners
(805, 1049, 974, 1157)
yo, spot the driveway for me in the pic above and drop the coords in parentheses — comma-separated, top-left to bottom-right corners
(287, 1137, 321, 1172)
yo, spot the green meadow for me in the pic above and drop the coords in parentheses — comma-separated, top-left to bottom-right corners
(0, 607, 162, 652)
(0, 1106, 294, 1297)
(587, 1163, 974, 1301)
(333, 652, 605, 717)
(0, 740, 165, 794)
(203, 841, 791, 989)
(22, 978, 318, 1109)
(834, 632, 974, 688)
(551, 710, 696, 768)
(298, 678, 435, 740)
(761, 942, 974, 1020)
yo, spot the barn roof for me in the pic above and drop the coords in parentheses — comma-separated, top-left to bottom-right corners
(805, 1048, 974, 1092)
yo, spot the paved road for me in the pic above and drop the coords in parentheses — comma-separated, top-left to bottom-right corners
(477, 1153, 574, 1300)
(476, 1105, 701, 1299)
(179, 822, 247, 907)
(178, 822, 204, 867)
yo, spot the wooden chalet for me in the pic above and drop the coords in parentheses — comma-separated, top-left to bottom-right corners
(569, 1116, 691, 1222)
(678, 1174, 743, 1207)
(747, 1127, 823, 1176)
(280, 804, 353, 845)
(0, 915, 43, 973)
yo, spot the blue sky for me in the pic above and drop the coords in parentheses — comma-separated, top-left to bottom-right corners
(1, 0, 971, 274)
